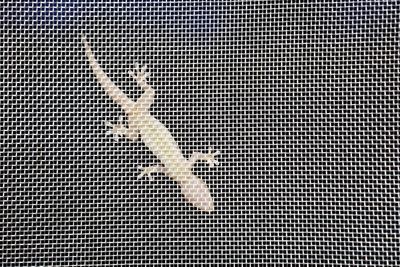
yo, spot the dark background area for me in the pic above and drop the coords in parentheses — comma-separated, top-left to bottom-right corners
(1, 0, 399, 266)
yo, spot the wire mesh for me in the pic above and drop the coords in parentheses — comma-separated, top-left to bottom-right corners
(1, 1, 399, 266)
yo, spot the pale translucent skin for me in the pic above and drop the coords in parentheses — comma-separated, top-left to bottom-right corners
(82, 35, 219, 212)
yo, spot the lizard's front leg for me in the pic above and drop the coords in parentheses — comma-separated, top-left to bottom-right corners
(188, 147, 220, 168)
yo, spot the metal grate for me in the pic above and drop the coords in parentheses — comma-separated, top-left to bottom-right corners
(1, 1, 399, 266)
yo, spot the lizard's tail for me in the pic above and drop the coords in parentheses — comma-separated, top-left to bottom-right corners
(179, 175, 214, 212)
(81, 35, 135, 113)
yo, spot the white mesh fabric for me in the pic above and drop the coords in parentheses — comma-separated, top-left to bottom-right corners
(1, 1, 399, 266)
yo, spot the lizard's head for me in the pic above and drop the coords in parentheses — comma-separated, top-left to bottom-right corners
(180, 176, 214, 212)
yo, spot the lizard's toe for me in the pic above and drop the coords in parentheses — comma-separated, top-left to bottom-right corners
(104, 121, 113, 128)
(206, 148, 220, 168)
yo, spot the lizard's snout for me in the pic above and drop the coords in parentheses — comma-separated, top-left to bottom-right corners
(180, 177, 214, 212)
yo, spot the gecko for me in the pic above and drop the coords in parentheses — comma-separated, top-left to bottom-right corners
(82, 35, 219, 212)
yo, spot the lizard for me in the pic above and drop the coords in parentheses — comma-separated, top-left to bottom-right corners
(82, 35, 219, 212)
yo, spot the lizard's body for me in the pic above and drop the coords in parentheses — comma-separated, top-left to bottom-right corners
(82, 36, 218, 212)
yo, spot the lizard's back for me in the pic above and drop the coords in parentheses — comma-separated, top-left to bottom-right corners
(137, 114, 189, 178)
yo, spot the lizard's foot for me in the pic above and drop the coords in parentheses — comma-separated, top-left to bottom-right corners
(189, 147, 220, 168)
(105, 116, 127, 141)
(128, 63, 150, 84)
(138, 164, 165, 180)
(204, 147, 220, 167)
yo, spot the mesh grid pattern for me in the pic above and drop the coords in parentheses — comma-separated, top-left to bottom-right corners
(1, 1, 400, 266)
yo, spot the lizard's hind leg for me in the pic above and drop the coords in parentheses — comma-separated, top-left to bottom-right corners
(138, 164, 166, 180)
(105, 116, 139, 142)
(128, 64, 155, 114)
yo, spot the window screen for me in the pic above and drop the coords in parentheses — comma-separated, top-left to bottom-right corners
(1, 1, 399, 266)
